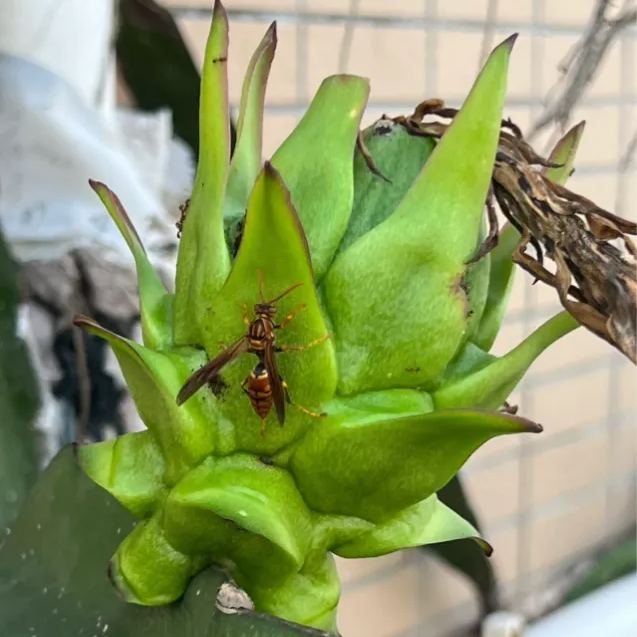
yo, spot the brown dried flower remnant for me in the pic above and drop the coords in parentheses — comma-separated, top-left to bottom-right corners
(395, 101, 637, 363)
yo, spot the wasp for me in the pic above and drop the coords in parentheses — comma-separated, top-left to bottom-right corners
(176, 273, 328, 432)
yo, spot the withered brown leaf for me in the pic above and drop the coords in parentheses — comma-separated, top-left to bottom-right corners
(391, 101, 637, 363)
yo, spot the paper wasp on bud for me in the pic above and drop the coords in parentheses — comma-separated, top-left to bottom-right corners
(176, 271, 328, 433)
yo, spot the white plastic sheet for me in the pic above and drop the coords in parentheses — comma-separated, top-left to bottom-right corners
(0, 55, 187, 262)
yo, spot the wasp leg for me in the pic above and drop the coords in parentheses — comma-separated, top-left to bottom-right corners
(275, 303, 306, 330)
(277, 333, 330, 352)
(242, 303, 251, 327)
(282, 380, 326, 419)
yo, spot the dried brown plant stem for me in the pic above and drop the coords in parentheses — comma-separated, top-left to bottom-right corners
(529, 0, 637, 139)
(391, 101, 637, 363)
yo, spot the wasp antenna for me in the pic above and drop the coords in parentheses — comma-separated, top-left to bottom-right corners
(256, 268, 266, 302)
(266, 281, 303, 305)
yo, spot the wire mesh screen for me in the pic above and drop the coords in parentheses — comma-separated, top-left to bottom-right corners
(167, 1, 636, 635)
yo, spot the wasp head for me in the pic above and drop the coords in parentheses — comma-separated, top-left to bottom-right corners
(253, 302, 277, 318)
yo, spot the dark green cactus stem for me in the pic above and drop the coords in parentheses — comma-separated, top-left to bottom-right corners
(0, 232, 39, 529)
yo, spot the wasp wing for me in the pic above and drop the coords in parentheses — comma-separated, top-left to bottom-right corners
(176, 337, 248, 405)
(264, 343, 286, 425)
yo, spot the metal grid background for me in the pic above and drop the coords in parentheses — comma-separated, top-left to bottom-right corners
(168, 1, 636, 635)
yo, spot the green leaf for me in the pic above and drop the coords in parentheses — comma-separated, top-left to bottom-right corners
(89, 180, 172, 349)
(74, 316, 213, 484)
(339, 120, 436, 252)
(544, 120, 586, 185)
(0, 447, 333, 636)
(435, 311, 580, 409)
(426, 475, 498, 614)
(323, 36, 515, 394)
(272, 74, 370, 278)
(78, 431, 166, 518)
(333, 494, 486, 558)
(226, 22, 277, 217)
(289, 405, 540, 521)
(471, 222, 520, 352)
(174, 0, 231, 346)
(195, 164, 337, 456)
(0, 232, 39, 529)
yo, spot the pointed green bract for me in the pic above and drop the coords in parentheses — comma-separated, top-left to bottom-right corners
(325, 388, 434, 419)
(289, 406, 539, 521)
(174, 0, 231, 346)
(226, 23, 277, 218)
(78, 431, 166, 518)
(440, 342, 496, 386)
(313, 514, 374, 550)
(273, 390, 435, 466)
(272, 75, 369, 278)
(471, 222, 520, 351)
(378, 36, 514, 267)
(333, 494, 484, 558)
(324, 37, 514, 394)
(463, 249, 492, 342)
(340, 121, 436, 252)
(324, 242, 467, 394)
(112, 510, 199, 605)
(246, 552, 340, 632)
(428, 475, 498, 613)
(165, 454, 313, 586)
(435, 311, 580, 409)
(75, 316, 213, 484)
(199, 164, 336, 455)
(89, 181, 172, 349)
(544, 120, 586, 185)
